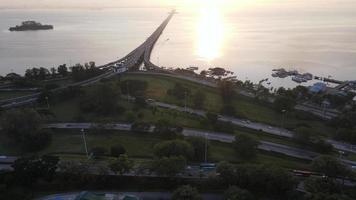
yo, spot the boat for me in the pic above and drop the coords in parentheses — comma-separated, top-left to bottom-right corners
(9, 21, 53, 31)
(302, 73, 313, 81)
(292, 75, 307, 83)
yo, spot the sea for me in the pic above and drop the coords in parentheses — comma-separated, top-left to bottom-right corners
(1, 5, 356, 89)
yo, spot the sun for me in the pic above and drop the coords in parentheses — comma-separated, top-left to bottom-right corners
(175, 0, 256, 8)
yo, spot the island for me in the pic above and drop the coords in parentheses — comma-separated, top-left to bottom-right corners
(9, 21, 53, 31)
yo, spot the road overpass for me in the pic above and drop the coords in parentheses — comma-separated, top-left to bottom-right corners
(0, 10, 175, 109)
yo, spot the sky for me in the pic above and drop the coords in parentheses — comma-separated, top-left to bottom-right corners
(1, 0, 356, 10)
(1, 0, 356, 16)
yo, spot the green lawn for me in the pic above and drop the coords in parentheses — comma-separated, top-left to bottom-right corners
(38, 130, 310, 170)
(42, 130, 161, 158)
(120, 73, 334, 136)
(0, 134, 22, 155)
(50, 95, 205, 129)
(48, 91, 311, 151)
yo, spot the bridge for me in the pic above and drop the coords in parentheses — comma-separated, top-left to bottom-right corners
(0, 10, 175, 109)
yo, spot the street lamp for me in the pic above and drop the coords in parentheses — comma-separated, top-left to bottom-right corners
(184, 91, 188, 113)
(81, 129, 89, 159)
(126, 81, 130, 103)
(45, 96, 49, 109)
(204, 133, 208, 163)
(281, 109, 287, 133)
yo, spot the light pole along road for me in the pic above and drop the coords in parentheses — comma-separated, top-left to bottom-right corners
(44, 122, 356, 167)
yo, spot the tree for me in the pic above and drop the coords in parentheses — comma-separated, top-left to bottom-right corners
(57, 160, 90, 177)
(206, 112, 218, 124)
(233, 134, 260, 160)
(109, 154, 133, 175)
(126, 111, 136, 122)
(217, 163, 296, 197)
(25, 67, 49, 80)
(12, 155, 59, 186)
(57, 64, 68, 77)
(216, 161, 237, 185)
(0, 109, 50, 151)
(1, 109, 41, 140)
(221, 104, 236, 116)
(331, 111, 356, 129)
(22, 129, 52, 152)
(293, 127, 312, 145)
(172, 185, 201, 200)
(134, 96, 147, 108)
(304, 177, 342, 195)
(70, 63, 102, 82)
(90, 147, 107, 158)
(152, 156, 186, 176)
(39, 67, 49, 80)
(131, 121, 151, 133)
(37, 89, 53, 107)
(273, 96, 295, 112)
(333, 128, 356, 144)
(154, 119, 181, 139)
(193, 91, 206, 109)
(218, 80, 235, 103)
(120, 80, 148, 97)
(80, 83, 124, 115)
(312, 138, 333, 154)
(312, 156, 351, 178)
(110, 144, 126, 157)
(167, 83, 191, 100)
(50, 67, 56, 77)
(239, 165, 297, 197)
(186, 137, 209, 162)
(153, 140, 194, 160)
(304, 193, 353, 200)
(224, 186, 254, 200)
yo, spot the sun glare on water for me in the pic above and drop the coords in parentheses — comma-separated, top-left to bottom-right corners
(195, 6, 225, 61)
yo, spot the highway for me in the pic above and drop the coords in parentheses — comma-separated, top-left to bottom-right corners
(44, 122, 354, 164)
(151, 101, 356, 155)
(37, 192, 222, 200)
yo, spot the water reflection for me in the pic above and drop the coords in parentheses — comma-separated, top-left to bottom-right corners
(195, 6, 225, 62)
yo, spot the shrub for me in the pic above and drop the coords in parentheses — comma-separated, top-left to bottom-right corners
(90, 147, 107, 158)
(110, 144, 126, 157)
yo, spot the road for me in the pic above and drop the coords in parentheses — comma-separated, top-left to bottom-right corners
(0, 156, 17, 171)
(151, 101, 356, 155)
(183, 128, 319, 160)
(295, 103, 340, 120)
(44, 122, 356, 165)
(37, 191, 222, 200)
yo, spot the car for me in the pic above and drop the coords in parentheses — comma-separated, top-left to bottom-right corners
(146, 99, 156, 103)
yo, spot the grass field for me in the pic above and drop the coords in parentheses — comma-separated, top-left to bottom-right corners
(0, 91, 34, 100)
(48, 91, 311, 151)
(0, 134, 22, 156)
(43, 130, 161, 158)
(43, 74, 335, 162)
(50, 95, 205, 129)
(41, 129, 311, 170)
(120, 73, 334, 136)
